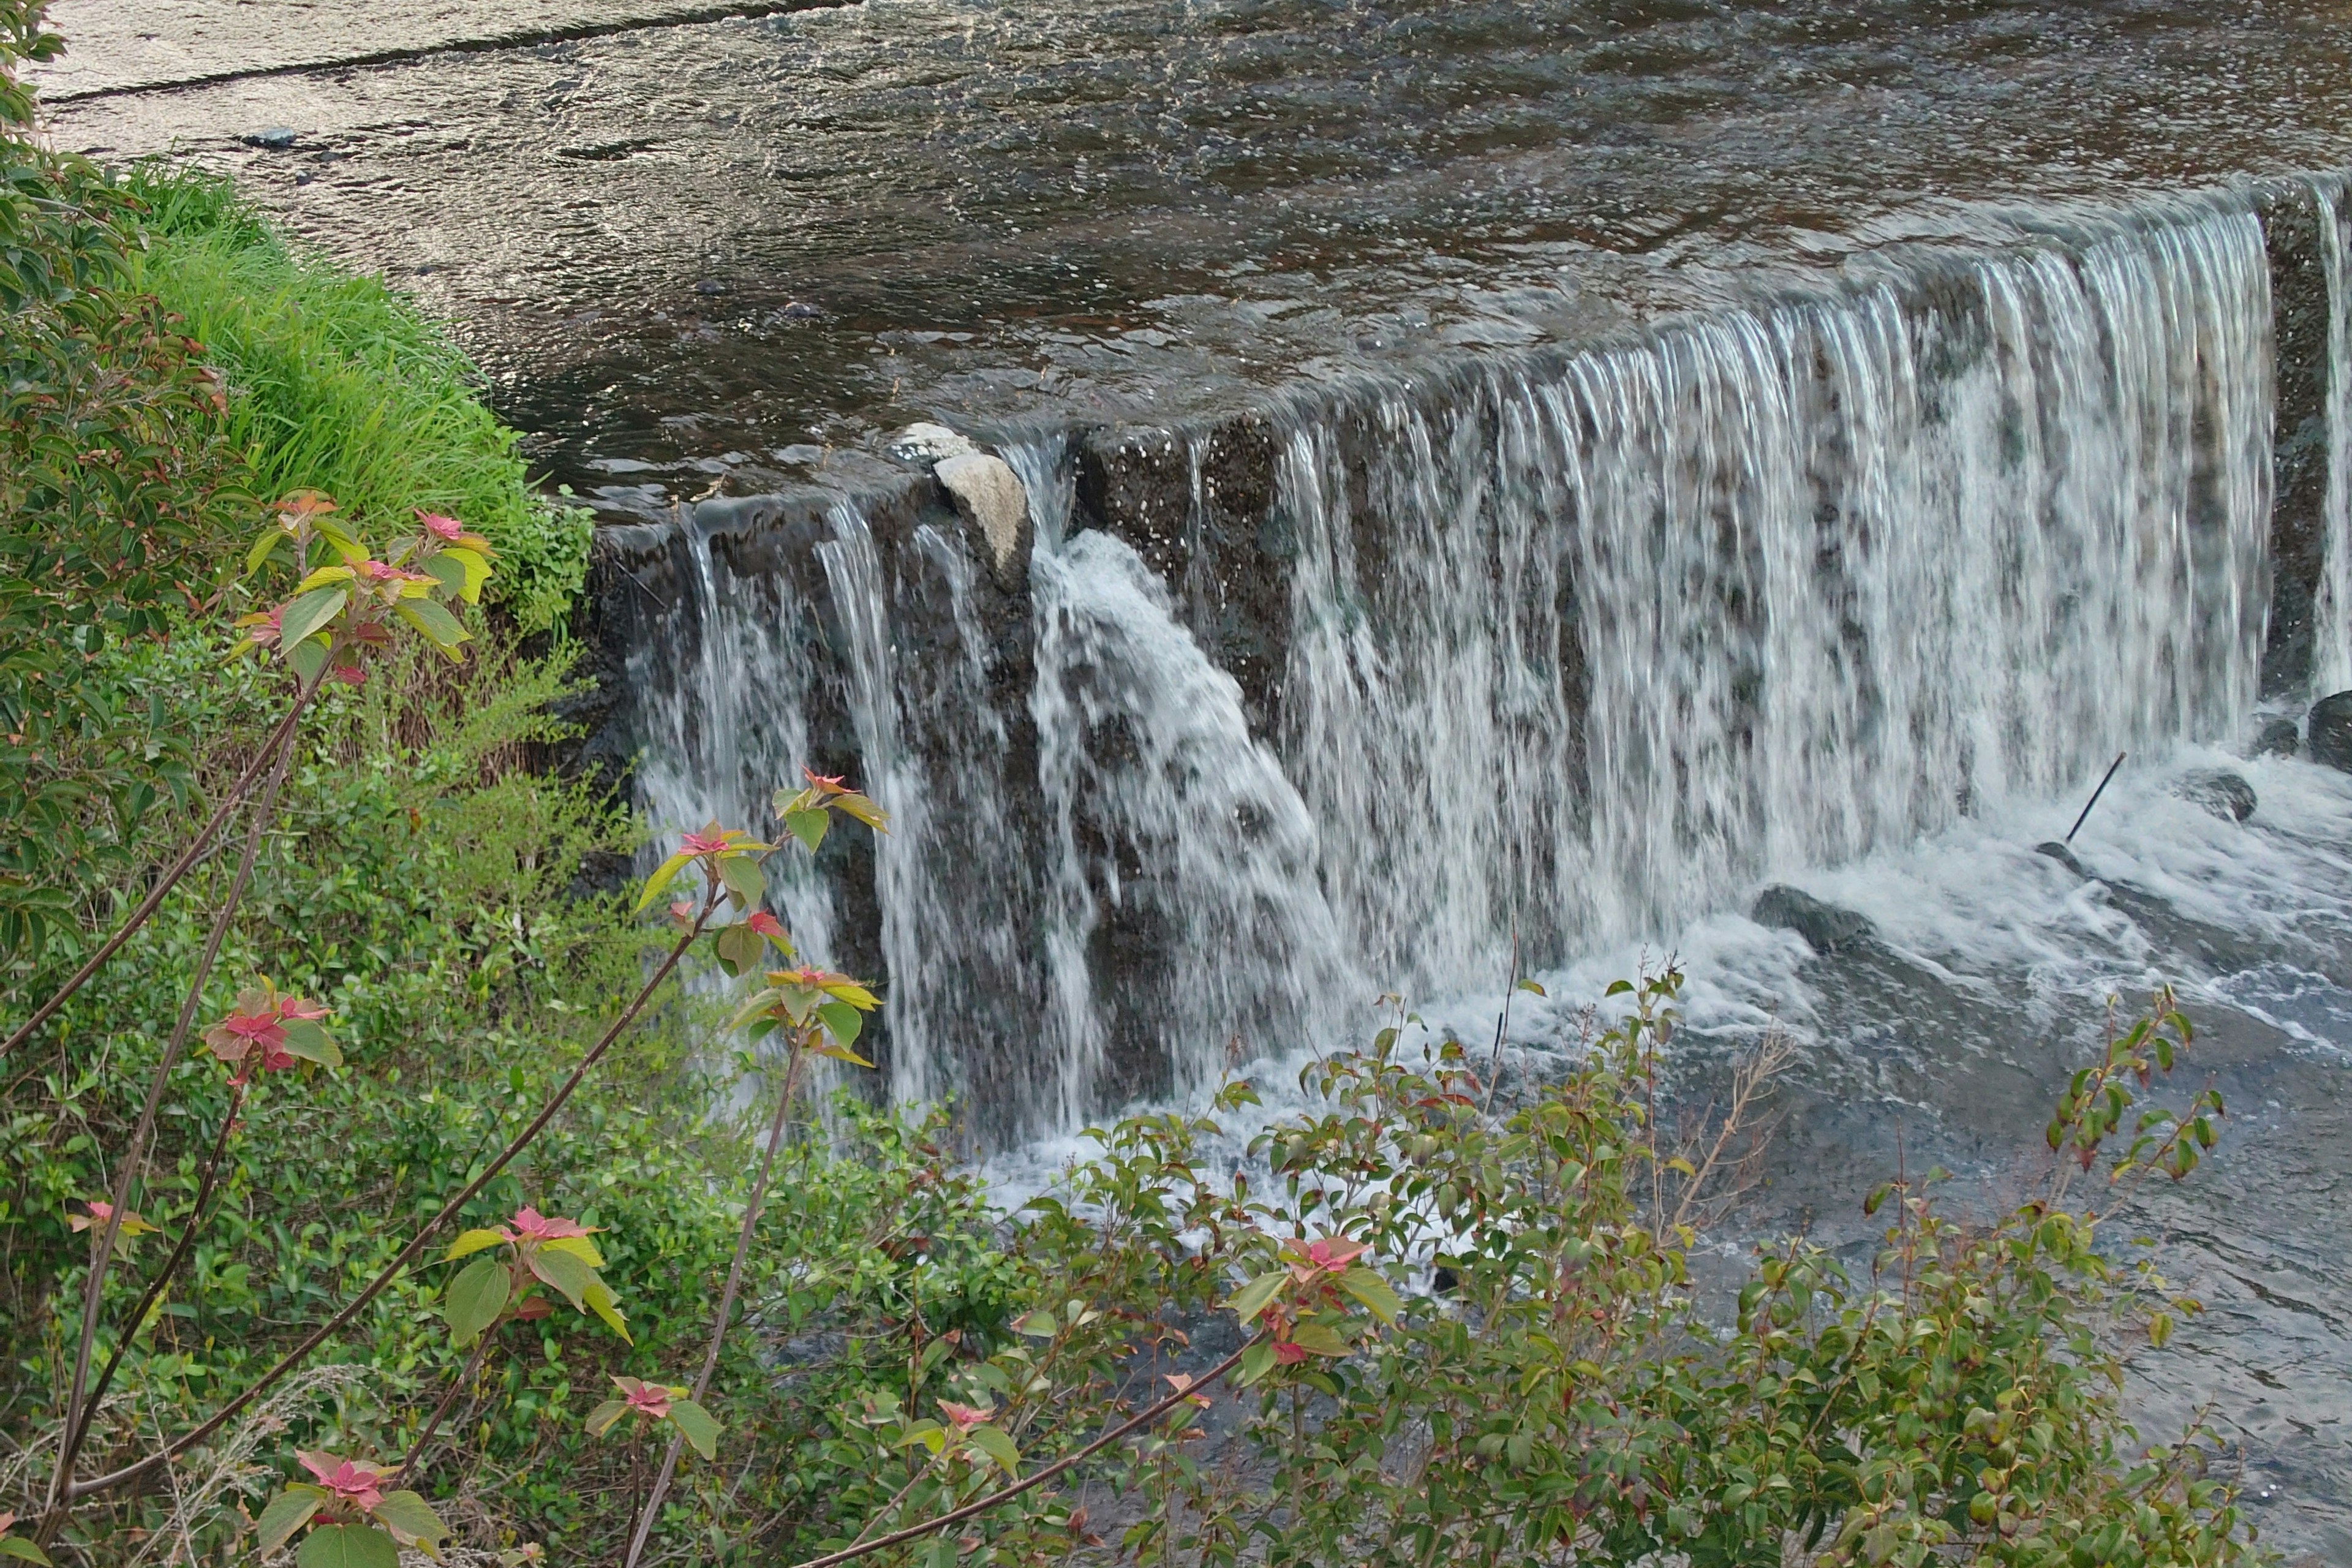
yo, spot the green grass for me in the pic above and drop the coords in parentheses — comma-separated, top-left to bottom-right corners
(123, 165, 590, 634)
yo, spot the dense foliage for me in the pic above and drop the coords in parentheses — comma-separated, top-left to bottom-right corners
(0, 4, 242, 962)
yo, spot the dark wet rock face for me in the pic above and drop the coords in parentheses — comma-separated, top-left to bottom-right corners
(2309, 692, 2352, 772)
(1751, 886, 1877, 954)
(2254, 716, 2302, 758)
(2177, 769, 2258, 823)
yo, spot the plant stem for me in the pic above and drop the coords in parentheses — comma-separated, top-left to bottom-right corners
(66, 1074, 249, 1468)
(622, 1030, 810, 1568)
(393, 1325, 499, 1490)
(0, 680, 318, 1063)
(44, 674, 313, 1534)
(59, 886, 719, 1506)
(784, 1336, 1261, 1568)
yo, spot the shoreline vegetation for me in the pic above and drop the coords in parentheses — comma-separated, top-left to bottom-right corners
(0, 6, 2272, 1566)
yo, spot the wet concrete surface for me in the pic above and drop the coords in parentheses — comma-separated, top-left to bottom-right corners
(44, 0, 2352, 513)
(28, 0, 849, 97)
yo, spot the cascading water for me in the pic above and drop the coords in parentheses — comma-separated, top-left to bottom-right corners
(1275, 197, 2274, 995)
(612, 183, 2335, 1147)
(2313, 179, 2352, 701)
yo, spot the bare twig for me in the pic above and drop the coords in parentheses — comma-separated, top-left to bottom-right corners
(393, 1327, 499, 1490)
(71, 1076, 251, 1466)
(623, 1036, 812, 1568)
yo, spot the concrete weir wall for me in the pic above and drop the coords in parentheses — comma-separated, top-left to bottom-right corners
(570, 173, 2350, 1144)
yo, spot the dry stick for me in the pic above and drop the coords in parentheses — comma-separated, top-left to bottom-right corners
(391, 1326, 499, 1491)
(783, 1335, 1261, 1568)
(0, 686, 318, 1064)
(45, 679, 314, 1533)
(62, 888, 718, 1504)
(1480, 927, 1521, 1117)
(2065, 751, 2128, 845)
(622, 1034, 812, 1568)
(72, 1077, 250, 1463)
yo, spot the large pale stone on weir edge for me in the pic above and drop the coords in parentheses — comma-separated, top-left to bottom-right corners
(891, 422, 978, 463)
(935, 452, 1028, 571)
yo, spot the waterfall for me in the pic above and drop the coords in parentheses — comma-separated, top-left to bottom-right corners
(2315, 181, 2352, 701)
(611, 186, 2297, 1144)
(1274, 197, 2273, 989)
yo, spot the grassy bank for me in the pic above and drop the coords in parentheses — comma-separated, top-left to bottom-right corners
(124, 167, 590, 638)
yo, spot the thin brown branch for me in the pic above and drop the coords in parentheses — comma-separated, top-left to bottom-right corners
(784, 1335, 1261, 1568)
(623, 1033, 811, 1568)
(392, 1325, 499, 1490)
(46, 672, 314, 1534)
(59, 885, 719, 1504)
(1, 677, 317, 1063)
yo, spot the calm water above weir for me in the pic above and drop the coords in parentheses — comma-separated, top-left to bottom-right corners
(46, 0, 2352, 1552)
(48, 0, 2352, 503)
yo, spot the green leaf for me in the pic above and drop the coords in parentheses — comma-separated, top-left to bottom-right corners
(718, 853, 766, 911)
(667, 1396, 722, 1460)
(1287, 1320, 1348, 1357)
(423, 554, 469, 600)
(585, 1398, 629, 1438)
(296, 1524, 401, 1568)
(965, 1423, 1020, 1477)
(277, 587, 347, 655)
(1225, 1270, 1286, 1326)
(1335, 1266, 1403, 1325)
(922, 1534, 957, 1568)
(634, 850, 695, 913)
(782, 807, 828, 853)
(393, 597, 469, 658)
(1015, 1310, 1060, 1338)
(370, 1491, 450, 1556)
(288, 633, 332, 685)
(832, 791, 889, 832)
(442, 546, 492, 602)
(583, 1279, 632, 1343)
(279, 1018, 342, 1068)
(527, 1245, 598, 1311)
(245, 527, 288, 579)
(539, 1234, 606, 1269)
(0, 1539, 52, 1565)
(816, 1000, 864, 1049)
(714, 922, 761, 976)
(445, 1228, 508, 1262)
(1237, 1340, 1277, 1387)
(1515, 978, 1547, 997)
(444, 1255, 510, 1349)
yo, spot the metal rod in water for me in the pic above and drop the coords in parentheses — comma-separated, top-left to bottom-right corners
(2065, 752, 2127, 843)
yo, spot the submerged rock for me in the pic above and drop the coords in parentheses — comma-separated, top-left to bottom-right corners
(935, 451, 1029, 572)
(2035, 841, 2087, 876)
(1751, 885, 1876, 954)
(2175, 767, 2256, 823)
(2310, 692, 2352, 772)
(244, 126, 299, 150)
(2252, 716, 2300, 758)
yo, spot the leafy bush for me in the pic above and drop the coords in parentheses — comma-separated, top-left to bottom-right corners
(0, 6, 243, 962)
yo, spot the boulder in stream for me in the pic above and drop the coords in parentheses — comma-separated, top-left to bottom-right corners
(1751, 885, 1877, 954)
(2174, 767, 2256, 823)
(2310, 691, 2352, 772)
(2252, 716, 2299, 758)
